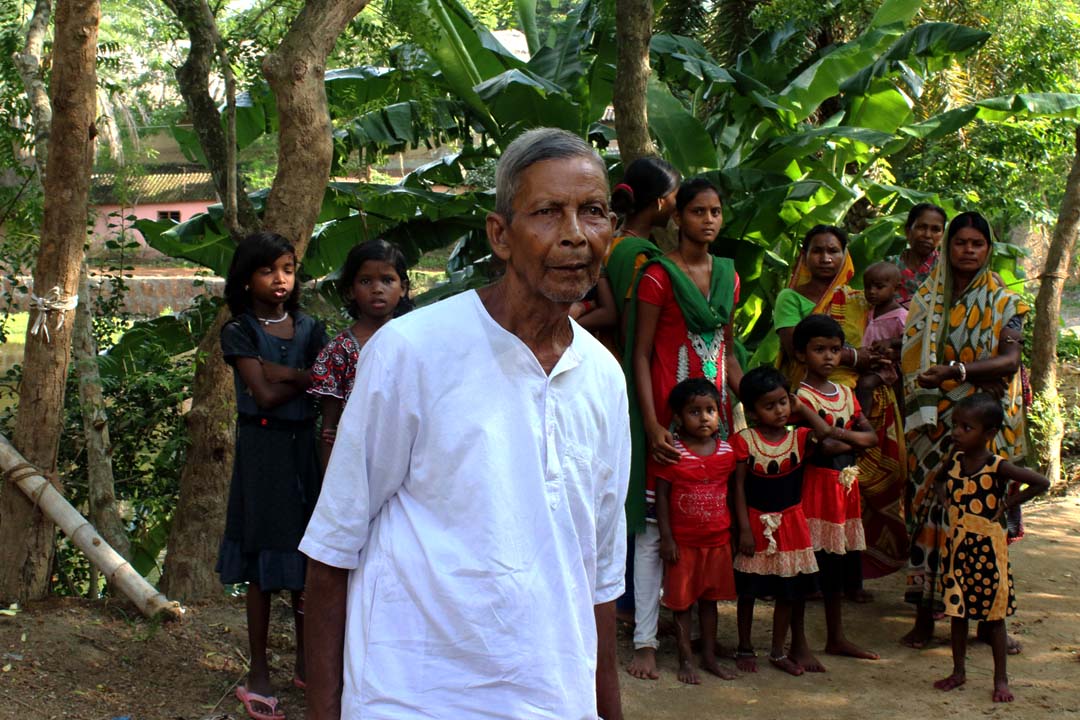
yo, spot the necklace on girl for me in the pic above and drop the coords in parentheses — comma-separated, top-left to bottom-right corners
(256, 310, 289, 325)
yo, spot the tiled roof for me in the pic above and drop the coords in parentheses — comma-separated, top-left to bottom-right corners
(91, 167, 217, 205)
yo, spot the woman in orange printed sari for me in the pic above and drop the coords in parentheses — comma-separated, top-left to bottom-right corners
(899, 211, 1028, 649)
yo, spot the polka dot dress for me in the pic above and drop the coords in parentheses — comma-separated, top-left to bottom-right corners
(940, 453, 1016, 621)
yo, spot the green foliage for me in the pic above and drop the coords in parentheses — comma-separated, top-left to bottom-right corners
(140, 0, 621, 297)
(0, 0, 44, 344)
(137, 0, 1080, 362)
(0, 298, 197, 596)
(1056, 329, 1080, 363)
(656, 0, 708, 37)
(883, 0, 1080, 239)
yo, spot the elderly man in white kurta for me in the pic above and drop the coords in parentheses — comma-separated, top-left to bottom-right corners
(300, 127, 630, 720)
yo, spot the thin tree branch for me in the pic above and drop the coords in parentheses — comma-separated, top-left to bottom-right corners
(13, 0, 52, 183)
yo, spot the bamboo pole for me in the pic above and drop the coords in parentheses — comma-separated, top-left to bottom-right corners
(0, 434, 183, 620)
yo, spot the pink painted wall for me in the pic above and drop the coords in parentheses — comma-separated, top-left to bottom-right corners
(90, 199, 212, 259)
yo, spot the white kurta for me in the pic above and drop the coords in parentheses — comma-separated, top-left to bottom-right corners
(300, 290, 630, 720)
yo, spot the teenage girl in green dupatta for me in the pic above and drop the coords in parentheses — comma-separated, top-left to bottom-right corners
(621, 178, 743, 680)
(899, 211, 1028, 651)
(573, 157, 680, 340)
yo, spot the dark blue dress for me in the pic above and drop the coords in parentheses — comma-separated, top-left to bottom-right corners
(215, 311, 328, 591)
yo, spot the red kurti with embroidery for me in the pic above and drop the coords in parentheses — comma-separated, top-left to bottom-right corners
(638, 264, 739, 508)
(654, 437, 735, 548)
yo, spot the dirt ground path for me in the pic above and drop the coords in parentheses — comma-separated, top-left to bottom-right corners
(1, 493, 1079, 719)
(621, 492, 1080, 718)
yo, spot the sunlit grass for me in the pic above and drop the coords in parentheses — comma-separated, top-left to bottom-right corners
(2, 312, 29, 345)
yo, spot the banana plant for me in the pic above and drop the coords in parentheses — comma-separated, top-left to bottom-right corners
(645, 0, 1080, 357)
(134, 0, 1080, 368)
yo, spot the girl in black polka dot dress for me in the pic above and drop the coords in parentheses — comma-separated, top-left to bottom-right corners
(932, 394, 1048, 703)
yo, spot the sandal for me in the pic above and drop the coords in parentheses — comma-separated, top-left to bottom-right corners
(236, 686, 285, 720)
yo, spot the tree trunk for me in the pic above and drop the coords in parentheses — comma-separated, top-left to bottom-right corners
(160, 0, 371, 600)
(159, 310, 235, 600)
(12, 0, 52, 182)
(261, 0, 371, 250)
(1029, 125, 1080, 485)
(0, 0, 99, 602)
(612, 0, 657, 165)
(162, 0, 259, 235)
(73, 266, 130, 563)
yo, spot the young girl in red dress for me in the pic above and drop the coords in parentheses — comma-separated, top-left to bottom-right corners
(793, 314, 879, 666)
(654, 378, 738, 684)
(732, 367, 834, 676)
(308, 239, 412, 468)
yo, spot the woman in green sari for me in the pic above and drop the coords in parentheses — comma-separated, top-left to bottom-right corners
(622, 178, 743, 680)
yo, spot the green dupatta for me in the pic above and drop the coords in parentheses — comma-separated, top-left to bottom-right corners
(605, 235, 661, 315)
(618, 253, 738, 533)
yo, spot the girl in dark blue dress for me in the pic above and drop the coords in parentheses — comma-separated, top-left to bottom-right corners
(216, 232, 327, 720)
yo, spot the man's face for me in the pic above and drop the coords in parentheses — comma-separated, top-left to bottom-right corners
(487, 156, 615, 304)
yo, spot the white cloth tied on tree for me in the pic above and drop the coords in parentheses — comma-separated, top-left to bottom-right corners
(28, 286, 78, 343)
(760, 512, 782, 556)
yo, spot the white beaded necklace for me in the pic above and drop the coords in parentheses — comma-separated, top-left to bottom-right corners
(256, 310, 289, 326)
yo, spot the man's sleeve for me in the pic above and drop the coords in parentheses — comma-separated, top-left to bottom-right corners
(299, 333, 416, 569)
(594, 380, 630, 604)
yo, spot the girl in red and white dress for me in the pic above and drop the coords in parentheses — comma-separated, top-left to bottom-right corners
(732, 367, 834, 676)
(308, 239, 412, 470)
(792, 314, 879, 664)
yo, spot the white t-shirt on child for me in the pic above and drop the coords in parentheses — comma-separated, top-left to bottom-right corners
(300, 290, 630, 720)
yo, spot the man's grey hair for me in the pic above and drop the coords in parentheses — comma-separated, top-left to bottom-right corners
(494, 128, 608, 220)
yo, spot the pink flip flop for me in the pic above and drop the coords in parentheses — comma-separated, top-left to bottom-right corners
(236, 686, 285, 720)
(292, 675, 306, 690)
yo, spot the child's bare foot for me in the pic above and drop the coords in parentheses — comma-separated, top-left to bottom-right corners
(790, 649, 826, 672)
(993, 679, 1014, 702)
(846, 588, 874, 604)
(677, 660, 701, 685)
(933, 673, 966, 691)
(701, 656, 737, 680)
(734, 648, 757, 673)
(768, 654, 804, 676)
(976, 624, 1023, 655)
(900, 626, 933, 649)
(627, 647, 659, 679)
(825, 638, 879, 659)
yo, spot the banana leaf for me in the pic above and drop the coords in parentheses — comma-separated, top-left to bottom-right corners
(901, 92, 1080, 140)
(475, 69, 582, 136)
(646, 77, 717, 174)
(841, 23, 990, 96)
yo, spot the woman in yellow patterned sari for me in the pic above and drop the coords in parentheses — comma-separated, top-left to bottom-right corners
(775, 226, 909, 588)
(899, 211, 1028, 649)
